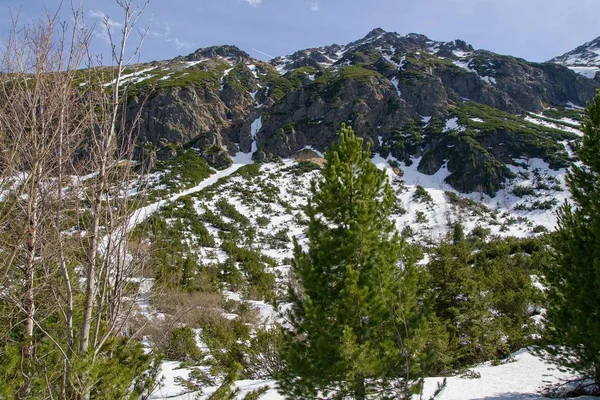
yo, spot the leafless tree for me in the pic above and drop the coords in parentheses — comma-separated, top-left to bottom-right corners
(0, 1, 153, 398)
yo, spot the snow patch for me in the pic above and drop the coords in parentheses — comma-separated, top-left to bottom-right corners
(390, 77, 402, 97)
(250, 116, 262, 153)
(525, 116, 583, 136)
(453, 50, 473, 58)
(219, 67, 234, 91)
(420, 348, 587, 400)
(102, 67, 156, 87)
(568, 66, 600, 79)
(481, 76, 497, 85)
(444, 117, 464, 132)
(566, 101, 585, 110)
(247, 64, 259, 79)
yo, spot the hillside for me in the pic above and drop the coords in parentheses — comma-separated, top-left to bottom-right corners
(102, 28, 597, 200)
(3, 17, 600, 399)
(135, 146, 596, 399)
(117, 31, 600, 398)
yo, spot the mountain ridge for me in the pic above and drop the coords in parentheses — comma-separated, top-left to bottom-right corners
(117, 28, 597, 196)
(550, 35, 600, 79)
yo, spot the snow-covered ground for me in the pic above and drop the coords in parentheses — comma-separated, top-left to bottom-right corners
(136, 143, 591, 399)
(421, 348, 598, 400)
(152, 348, 597, 399)
(127, 151, 253, 232)
(568, 66, 600, 79)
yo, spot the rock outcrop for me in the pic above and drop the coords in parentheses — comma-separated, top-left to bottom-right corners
(121, 30, 597, 194)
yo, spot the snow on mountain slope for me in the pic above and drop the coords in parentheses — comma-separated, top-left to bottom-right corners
(551, 36, 600, 78)
(269, 28, 473, 75)
(127, 153, 253, 232)
(140, 143, 583, 398)
(421, 348, 598, 400)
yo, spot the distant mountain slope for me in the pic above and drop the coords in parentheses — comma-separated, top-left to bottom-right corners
(111, 28, 596, 196)
(550, 36, 600, 78)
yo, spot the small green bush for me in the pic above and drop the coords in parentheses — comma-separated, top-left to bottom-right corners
(512, 185, 536, 197)
(415, 211, 428, 223)
(166, 327, 203, 361)
(413, 185, 433, 203)
(216, 198, 250, 226)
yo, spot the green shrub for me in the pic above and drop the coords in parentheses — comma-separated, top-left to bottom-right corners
(236, 163, 262, 179)
(256, 216, 270, 227)
(154, 148, 213, 193)
(413, 185, 433, 203)
(532, 225, 549, 233)
(216, 198, 250, 226)
(512, 185, 536, 197)
(221, 242, 276, 301)
(425, 237, 545, 373)
(165, 327, 203, 361)
(282, 161, 321, 175)
(201, 208, 235, 231)
(470, 225, 491, 239)
(198, 316, 283, 380)
(415, 211, 428, 223)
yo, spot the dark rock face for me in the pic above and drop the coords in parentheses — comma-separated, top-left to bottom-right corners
(127, 30, 598, 192)
(257, 75, 415, 157)
(129, 86, 238, 170)
(131, 87, 228, 145)
(398, 71, 449, 116)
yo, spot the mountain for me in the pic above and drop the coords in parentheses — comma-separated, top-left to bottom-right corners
(116, 28, 596, 195)
(8, 25, 594, 399)
(550, 36, 600, 78)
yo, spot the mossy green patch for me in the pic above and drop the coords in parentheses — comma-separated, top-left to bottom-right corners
(454, 102, 578, 169)
(310, 64, 382, 102)
(153, 147, 213, 194)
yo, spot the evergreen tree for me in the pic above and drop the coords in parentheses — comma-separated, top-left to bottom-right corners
(544, 91, 600, 389)
(451, 222, 465, 244)
(278, 125, 429, 399)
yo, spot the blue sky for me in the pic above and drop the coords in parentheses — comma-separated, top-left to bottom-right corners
(2, 0, 599, 64)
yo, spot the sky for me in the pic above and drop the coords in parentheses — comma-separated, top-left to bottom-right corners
(1, 0, 600, 64)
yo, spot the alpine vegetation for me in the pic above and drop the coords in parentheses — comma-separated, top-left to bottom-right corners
(2, 1, 600, 398)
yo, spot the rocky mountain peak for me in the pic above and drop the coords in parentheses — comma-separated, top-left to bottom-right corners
(551, 36, 600, 66)
(365, 27, 387, 39)
(176, 45, 251, 62)
(450, 39, 474, 52)
(404, 32, 431, 43)
(123, 28, 598, 197)
(550, 36, 600, 79)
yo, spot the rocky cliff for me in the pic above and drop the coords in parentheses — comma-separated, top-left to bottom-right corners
(117, 28, 598, 195)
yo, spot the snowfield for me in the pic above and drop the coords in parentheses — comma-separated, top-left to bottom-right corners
(151, 348, 597, 399)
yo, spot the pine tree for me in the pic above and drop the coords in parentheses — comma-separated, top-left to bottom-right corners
(278, 124, 429, 399)
(544, 91, 600, 389)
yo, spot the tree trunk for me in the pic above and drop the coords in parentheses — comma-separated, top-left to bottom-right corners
(354, 374, 366, 400)
(595, 363, 600, 393)
(18, 166, 40, 399)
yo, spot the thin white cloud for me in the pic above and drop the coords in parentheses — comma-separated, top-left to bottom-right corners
(242, 0, 263, 7)
(310, 2, 320, 11)
(89, 9, 106, 19)
(88, 9, 124, 44)
(149, 22, 193, 51)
